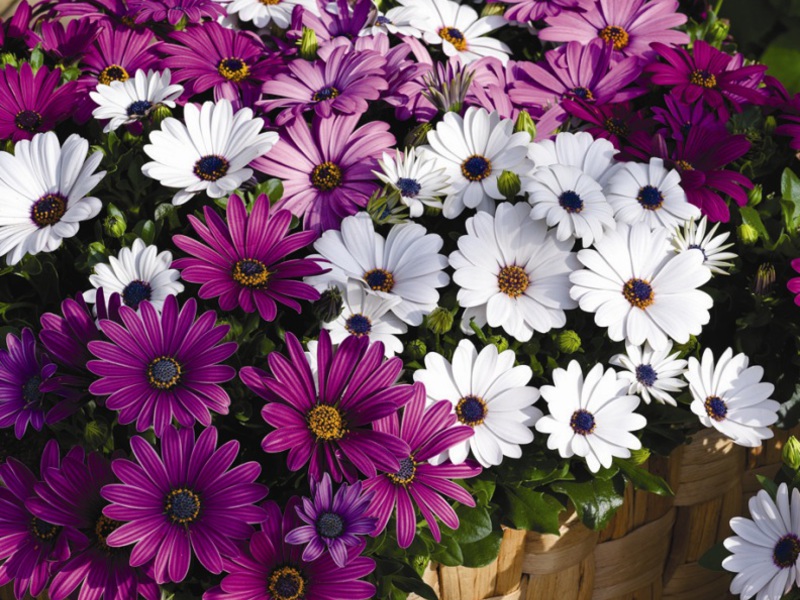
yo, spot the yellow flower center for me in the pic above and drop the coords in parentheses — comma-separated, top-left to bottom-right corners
(232, 259, 270, 289)
(598, 25, 630, 50)
(690, 69, 717, 88)
(622, 278, 654, 309)
(438, 27, 468, 51)
(269, 566, 306, 600)
(497, 265, 530, 298)
(310, 161, 342, 191)
(217, 57, 250, 82)
(307, 404, 347, 441)
(98, 64, 129, 85)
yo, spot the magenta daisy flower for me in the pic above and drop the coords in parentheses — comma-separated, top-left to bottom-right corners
(39, 19, 99, 63)
(561, 100, 650, 155)
(135, 0, 225, 25)
(52, 0, 143, 25)
(0, 0, 36, 54)
(87, 295, 237, 437)
(788, 259, 800, 306)
(205, 498, 375, 600)
(261, 45, 388, 126)
(539, 0, 689, 63)
(363, 385, 481, 548)
(172, 193, 324, 321)
(101, 425, 268, 584)
(254, 114, 395, 232)
(0, 63, 78, 142)
(489, 0, 583, 24)
(284, 473, 376, 568)
(240, 330, 412, 483)
(291, 0, 372, 45)
(651, 95, 725, 141)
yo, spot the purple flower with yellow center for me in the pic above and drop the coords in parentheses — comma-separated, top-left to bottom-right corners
(173, 193, 324, 322)
(203, 498, 376, 600)
(291, 0, 372, 46)
(52, 0, 143, 26)
(488, 0, 582, 24)
(135, 0, 225, 25)
(87, 295, 237, 437)
(0, 63, 79, 142)
(240, 330, 412, 483)
(363, 385, 481, 548)
(285, 473, 376, 568)
(100, 425, 268, 584)
(26, 447, 160, 600)
(253, 114, 395, 232)
(651, 94, 725, 141)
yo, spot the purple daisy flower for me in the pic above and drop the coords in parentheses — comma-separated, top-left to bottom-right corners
(285, 473, 376, 568)
(0, 1, 36, 54)
(562, 99, 650, 156)
(101, 425, 268, 584)
(651, 95, 725, 141)
(261, 45, 387, 126)
(52, 0, 143, 25)
(26, 447, 160, 600)
(253, 114, 395, 231)
(204, 498, 376, 600)
(87, 295, 237, 437)
(291, 0, 372, 46)
(240, 330, 412, 483)
(39, 19, 99, 63)
(363, 385, 481, 548)
(466, 57, 519, 120)
(0, 63, 79, 142)
(539, 0, 689, 63)
(489, 0, 583, 24)
(173, 193, 323, 322)
(135, 0, 225, 25)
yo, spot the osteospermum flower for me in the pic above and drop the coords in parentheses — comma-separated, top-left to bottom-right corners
(0, 63, 78, 142)
(141, 99, 278, 206)
(90, 69, 184, 133)
(535, 361, 647, 472)
(87, 295, 237, 437)
(224, 0, 320, 28)
(101, 426, 268, 584)
(305, 212, 449, 326)
(723, 483, 800, 600)
(284, 473, 376, 568)
(253, 114, 395, 232)
(493, 0, 583, 24)
(173, 193, 324, 322)
(570, 223, 713, 350)
(449, 202, 579, 341)
(671, 216, 737, 276)
(240, 331, 414, 483)
(528, 131, 619, 186)
(0, 132, 105, 266)
(686, 348, 779, 447)
(135, 0, 225, 25)
(363, 383, 481, 548)
(421, 107, 532, 218)
(609, 341, 688, 406)
(375, 148, 450, 218)
(85, 238, 184, 312)
(789, 259, 800, 305)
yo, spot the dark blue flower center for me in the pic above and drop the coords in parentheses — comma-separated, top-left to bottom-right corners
(126, 100, 153, 117)
(439, 27, 467, 50)
(388, 456, 417, 485)
(637, 185, 664, 210)
(316, 512, 345, 539)
(570, 409, 595, 435)
(570, 87, 594, 100)
(312, 86, 340, 102)
(396, 177, 422, 198)
(345, 313, 371, 336)
(22, 375, 42, 406)
(232, 258, 270, 288)
(310, 161, 342, 191)
(165, 488, 201, 524)
(217, 57, 250, 82)
(704, 395, 727, 422)
(622, 278, 654, 308)
(121, 279, 152, 310)
(30, 193, 67, 227)
(635, 364, 657, 387)
(30, 517, 60, 541)
(461, 155, 492, 182)
(14, 109, 43, 132)
(269, 567, 306, 600)
(687, 243, 708, 260)
(558, 190, 584, 214)
(690, 69, 717, 88)
(376, 15, 391, 24)
(774, 534, 800, 568)
(363, 268, 394, 292)
(193, 155, 229, 182)
(456, 395, 487, 426)
(604, 117, 627, 136)
(147, 356, 182, 390)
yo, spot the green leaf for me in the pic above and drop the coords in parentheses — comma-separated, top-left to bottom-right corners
(459, 527, 503, 568)
(467, 476, 496, 508)
(756, 474, 779, 499)
(762, 32, 800, 95)
(698, 541, 732, 572)
(738, 206, 770, 243)
(550, 477, 625, 530)
(29, 47, 44, 70)
(450, 505, 491, 544)
(781, 168, 800, 232)
(614, 458, 674, 497)
(498, 485, 563, 534)
(430, 534, 463, 567)
(137, 220, 156, 245)
(391, 577, 437, 600)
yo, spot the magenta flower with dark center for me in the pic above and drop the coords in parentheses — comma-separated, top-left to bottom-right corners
(488, 0, 583, 24)
(787, 259, 800, 306)
(651, 95, 725, 141)
(135, 0, 224, 24)
(290, 0, 372, 46)
(363, 385, 481, 548)
(561, 100, 650, 156)
(240, 330, 413, 483)
(100, 426, 268, 584)
(87, 295, 237, 437)
(39, 19, 99, 62)
(253, 114, 395, 232)
(172, 193, 324, 322)
(51, 0, 144, 26)
(0, 0, 37, 54)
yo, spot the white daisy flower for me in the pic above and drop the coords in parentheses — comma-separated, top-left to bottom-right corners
(569, 222, 713, 351)
(0, 132, 105, 266)
(449, 202, 579, 342)
(528, 131, 619, 187)
(421, 107, 532, 219)
(89, 69, 184, 133)
(84, 238, 184, 313)
(723, 483, 800, 600)
(413, 338, 542, 468)
(141, 99, 278, 206)
(686, 347, 779, 448)
(535, 361, 647, 473)
(525, 164, 616, 248)
(396, 0, 510, 64)
(305, 212, 449, 326)
(609, 341, 688, 406)
(222, 0, 320, 29)
(672, 216, 737, 276)
(362, 8, 421, 37)
(322, 278, 407, 357)
(374, 149, 449, 218)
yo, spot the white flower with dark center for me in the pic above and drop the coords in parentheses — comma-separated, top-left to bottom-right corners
(535, 360, 647, 473)
(222, 0, 320, 29)
(0, 132, 105, 266)
(449, 202, 579, 342)
(322, 279, 407, 357)
(525, 164, 616, 248)
(84, 239, 184, 313)
(610, 341, 688, 406)
(686, 347, 779, 447)
(421, 107, 532, 219)
(90, 69, 184, 133)
(605, 158, 700, 229)
(305, 212, 449, 326)
(672, 216, 737, 276)
(413, 338, 542, 467)
(723, 483, 800, 600)
(528, 131, 619, 187)
(570, 222, 712, 351)
(141, 99, 278, 206)
(375, 149, 449, 218)
(363, 8, 421, 36)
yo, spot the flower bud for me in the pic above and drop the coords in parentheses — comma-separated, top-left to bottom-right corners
(784, 436, 800, 471)
(747, 184, 762, 207)
(103, 214, 127, 238)
(764, 116, 777, 135)
(151, 104, 172, 127)
(707, 19, 730, 47)
(672, 335, 697, 358)
(556, 330, 581, 354)
(404, 122, 433, 148)
(628, 447, 651, 466)
(426, 307, 454, 334)
(514, 110, 536, 141)
(487, 334, 509, 353)
(737, 223, 758, 246)
(299, 27, 318, 61)
(406, 339, 427, 361)
(497, 171, 521, 200)
(481, 2, 506, 17)
(312, 287, 343, 323)
(753, 262, 776, 296)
